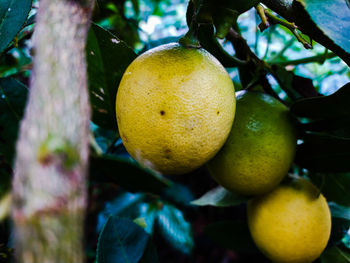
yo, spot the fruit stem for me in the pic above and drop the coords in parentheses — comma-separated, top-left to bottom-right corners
(179, 1, 201, 48)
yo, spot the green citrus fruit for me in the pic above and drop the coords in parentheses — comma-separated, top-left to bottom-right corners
(116, 43, 235, 175)
(248, 176, 331, 263)
(207, 90, 297, 195)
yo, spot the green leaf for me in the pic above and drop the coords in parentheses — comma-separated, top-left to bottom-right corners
(0, 163, 11, 198)
(295, 132, 350, 173)
(86, 23, 137, 130)
(297, 0, 350, 54)
(326, 203, 350, 246)
(138, 239, 159, 263)
(321, 246, 350, 263)
(138, 203, 158, 234)
(291, 83, 350, 119)
(97, 216, 150, 263)
(270, 65, 318, 100)
(0, 77, 28, 163)
(0, 0, 32, 53)
(90, 154, 170, 194)
(0, 192, 11, 221)
(329, 202, 350, 220)
(162, 183, 194, 207)
(222, 0, 260, 14)
(197, 24, 244, 67)
(309, 174, 350, 206)
(130, 0, 140, 16)
(204, 220, 258, 253)
(156, 203, 194, 254)
(213, 7, 238, 39)
(191, 186, 247, 207)
(97, 192, 146, 232)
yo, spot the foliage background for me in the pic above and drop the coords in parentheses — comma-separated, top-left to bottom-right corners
(1, 0, 350, 262)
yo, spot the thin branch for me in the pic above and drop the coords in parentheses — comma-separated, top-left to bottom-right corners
(262, 8, 312, 49)
(271, 52, 337, 66)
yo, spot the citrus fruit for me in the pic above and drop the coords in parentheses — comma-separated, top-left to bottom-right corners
(207, 90, 297, 195)
(116, 43, 235, 175)
(247, 176, 331, 263)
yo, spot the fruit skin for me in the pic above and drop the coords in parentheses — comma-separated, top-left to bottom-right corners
(207, 90, 296, 195)
(116, 43, 235, 175)
(247, 176, 331, 263)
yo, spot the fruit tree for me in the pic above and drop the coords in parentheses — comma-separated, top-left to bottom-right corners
(0, 0, 349, 262)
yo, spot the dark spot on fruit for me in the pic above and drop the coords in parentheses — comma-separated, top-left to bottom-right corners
(160, 110, 165, 116)
(122, 134, 128, 142)
(165, 148, 171, 159)
(217, 111, 220, 115)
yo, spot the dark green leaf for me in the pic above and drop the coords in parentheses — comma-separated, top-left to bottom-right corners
(213, 7, 238, 39)
(270, 65, 318, 100)
(310, 174, 350, 206)
(130, 0, 140, 16)
(191, 186, 247, 207)
(295, 133, 350, 173)
(291, 83, 350, 119)
(204, 220, 258, 253)
(97, 216, 150, 263)
(138, 239, 159, 263)
(156, 203, 193, 254)
(138, 203, 158, 234)
(90, 154, 170, 194)
(162, 183, 194, 207)
(297, 0, 350, 54)
(329, 218, 350, 246)
(0, 0, 32, 53)
(222, 0, 259, 14)
(300, 118, 350, 136)
(321, 246, 350, 263)
(198, 24, 244, 67)
(0, 163, 11, 198)
(97, 192, 146, 232)
(86, 23, 137, 130)
(0, 77, 28, 163)
(329, 202, 350, 220)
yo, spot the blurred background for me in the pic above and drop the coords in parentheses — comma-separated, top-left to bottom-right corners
(1, 1, 350, 263)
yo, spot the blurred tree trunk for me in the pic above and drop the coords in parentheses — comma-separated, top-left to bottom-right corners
(12, 0, 94, 262)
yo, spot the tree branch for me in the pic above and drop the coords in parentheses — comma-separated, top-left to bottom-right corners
(12, 0, 94, 262)
(261, 0, 350, 66)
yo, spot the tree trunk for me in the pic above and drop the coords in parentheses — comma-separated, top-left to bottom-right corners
(12, 0, 94, 262)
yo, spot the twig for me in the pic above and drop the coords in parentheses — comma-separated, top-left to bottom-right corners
(256, 4, 270, 31)
(263, 9, 312, 49)
(271, 52, 337, 66)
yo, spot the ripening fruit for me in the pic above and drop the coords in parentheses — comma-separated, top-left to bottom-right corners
(207, 90, 297, 195)
(116, 43, 235, 174)
(247, 176, 331, 263)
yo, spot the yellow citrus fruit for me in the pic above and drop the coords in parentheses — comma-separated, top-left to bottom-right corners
(207, 90, 297, 195)
(247, 176, 331, 263)
(116, 43, 235, 175)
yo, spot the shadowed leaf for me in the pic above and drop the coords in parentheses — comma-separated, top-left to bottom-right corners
(90, 154, 170, 194)
(204, 220, 258, 253)
(0, 0, 32, 53)
(86, 23, 137, 130)
(97, 216, 150, 263)
(191, 186, 247, 207)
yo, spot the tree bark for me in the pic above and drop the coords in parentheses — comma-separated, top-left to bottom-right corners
(12, 0, 94, 262)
